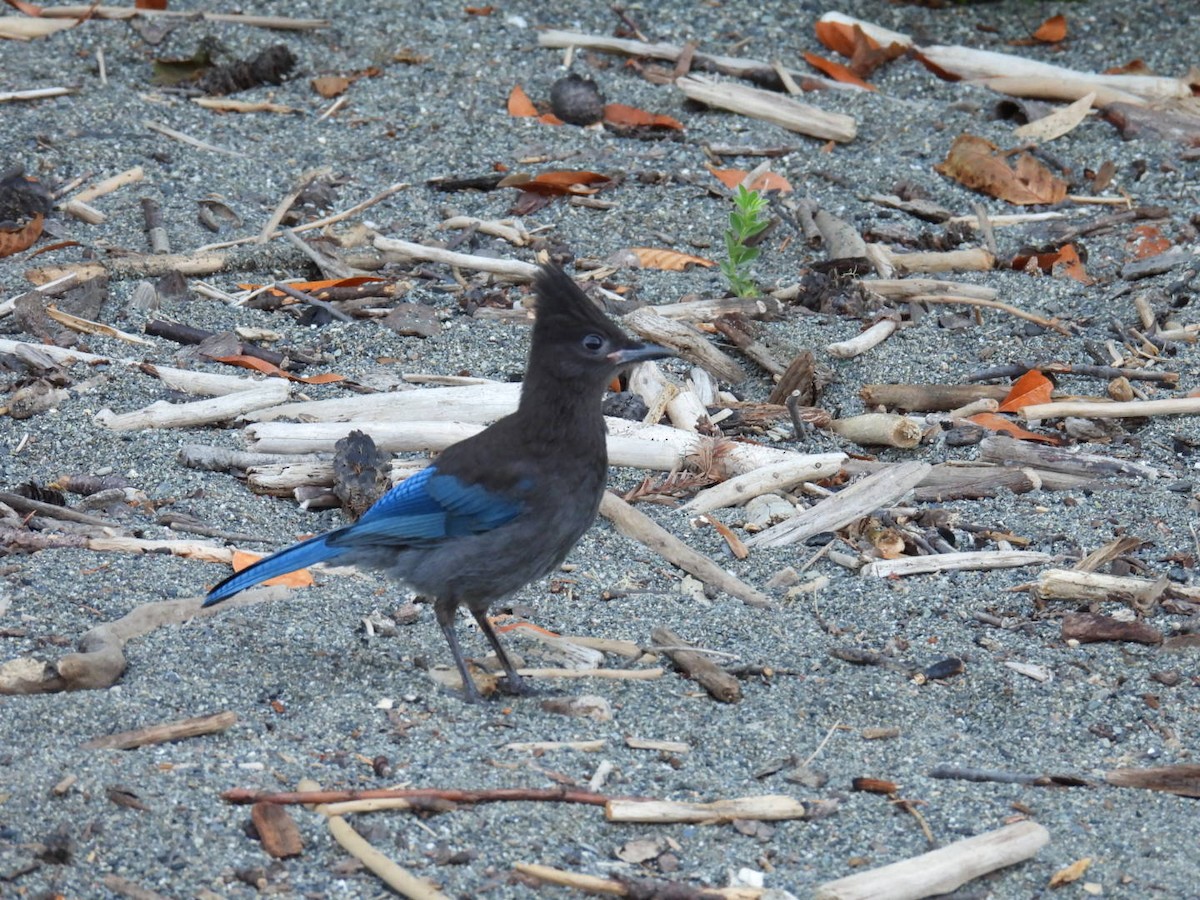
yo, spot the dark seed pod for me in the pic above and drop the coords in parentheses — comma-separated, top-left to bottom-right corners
(550, 74, 605, 126)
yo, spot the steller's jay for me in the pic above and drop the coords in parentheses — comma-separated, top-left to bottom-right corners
(203, 266, 674, 702)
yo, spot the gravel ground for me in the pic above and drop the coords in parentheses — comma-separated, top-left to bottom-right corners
(1, 1, 1198, 898)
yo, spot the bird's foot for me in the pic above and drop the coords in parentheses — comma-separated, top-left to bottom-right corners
(496, 672, 539, 697)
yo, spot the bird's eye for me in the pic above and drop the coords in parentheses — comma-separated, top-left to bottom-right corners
(582, 333, 605, 352)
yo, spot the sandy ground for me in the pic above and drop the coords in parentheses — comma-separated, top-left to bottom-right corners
(1, 1, 1198, 898)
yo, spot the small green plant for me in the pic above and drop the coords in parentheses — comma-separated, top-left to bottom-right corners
(720, 185, 770, 298)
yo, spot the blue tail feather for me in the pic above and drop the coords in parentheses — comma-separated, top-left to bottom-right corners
(204, 532, 346, 606)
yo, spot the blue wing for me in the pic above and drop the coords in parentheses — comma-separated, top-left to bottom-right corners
(204, 466, 525, 607)
(333, 465, 524, 546)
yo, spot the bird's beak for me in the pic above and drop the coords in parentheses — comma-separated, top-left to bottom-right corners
(608, 342, 675, 366)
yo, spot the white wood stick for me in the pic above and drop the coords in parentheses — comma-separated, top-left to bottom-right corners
(245, 417, 802, 475)
(0, 339, 278, 396)
(248, 382, 519, 424)
(371, 236, 540, 280)
(862, 550, 1055, 578)
(826, 319, 897, 359)
(860, 279, 997, 300)
(1022, 397, 1200, 420)
(681, 454, 846, 513)
(815, 821, 1050, 900)
(917, 44, 1191, 101)
(1033, 568, 1200, 604)
(747, 462, 931, 549)
(676, 75, 857, 141)
(96, 382, 290, 430)
(606, 794, 809, 824)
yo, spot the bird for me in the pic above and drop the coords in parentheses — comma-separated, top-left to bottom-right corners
(203, 265, 674, 702)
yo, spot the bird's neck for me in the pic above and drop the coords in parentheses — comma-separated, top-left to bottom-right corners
(517, 372, 607, 446)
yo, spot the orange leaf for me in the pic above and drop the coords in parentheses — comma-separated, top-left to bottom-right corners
(464, 5, 493, 14)
(628, 247, 714, 271)
(1128, 224, 1172, 260)
(1104, 59, 1153, 76)
(802, 51, 876, 91)
(238, 276, 385, 296)
(936, 134, 1067, 205)
(1052, 243, 1092, 284)
(602, 102, 684, 130)
(998, 370, 1054, 412)
(507, 84, 538, 117)
(3, 0, 46, 14)
(0, 213, 43, 258)
(969, 412, 1061, 444)
(814, 20, 876, 57)
(311, 75, 352, 99)
(212, 354, 346, 384)
(707, 165, 793, 193)
(509, 170, 611, 195)
(1033, 14, 1067, 43)
(230, 550, 314, 588)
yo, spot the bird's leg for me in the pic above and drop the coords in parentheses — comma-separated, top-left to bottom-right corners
(470, 608, 536, 696)
(435, 601, 483, 704)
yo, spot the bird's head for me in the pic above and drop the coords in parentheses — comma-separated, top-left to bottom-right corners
(527, 266, 674, 388)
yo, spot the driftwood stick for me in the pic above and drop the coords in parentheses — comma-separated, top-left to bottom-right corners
(244, 418, 801, 475)
(911, 294, 1072, 335)
(747, 462, 931, 549)
(226, 785, 613, 807)
(1105, 766, 1200, 798)
(861, 383, 1010, 412)
(372, 236, 539, 280)
(814, 820, 1050, 900)
(600, 493, 771, 608)
(651, 626, 741, 702)
(859, 278, 998, 300)
(651, 295, 785, 321)
(324, 815, 450, 900)
(96, 382, 291, 430)
(514, 862, 764, 899)
(916, 43, 1191, 101)
(676, 75, 857, 141)
(1022, 397, 1200, 420)
(872, 246, 996, 274)
(681, 453, 845, 513)
(0, 588, 287, 695)
(606, 794, 810, 824)
(826, 319, 897, 359)
(828, 413, 921, 448)
(861, 550, 1055, 578)
(539, 28, 853, 93)
(624, 307, 749, 383)
(979, 435, 1159, 479)
(1033, 568, 1200, 604)
(82, 711, 238, 750)
(249, 381, 515, 424)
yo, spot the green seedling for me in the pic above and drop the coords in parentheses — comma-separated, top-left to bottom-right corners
(720, 185, 771, 298)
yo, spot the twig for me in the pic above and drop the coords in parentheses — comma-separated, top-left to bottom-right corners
(910, 294, 1072, 336)
(81, 711, 237, 750)
(272, 281, 355, 322)
(223, 785, 616, 807)
(323, 815, 450, 900)
(600, 492, 772, 608)
(144, 120, 242, 156)
(195, 182, 409, 252)
(651, 626, 741, 703)
(258, 167, 331, 244)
